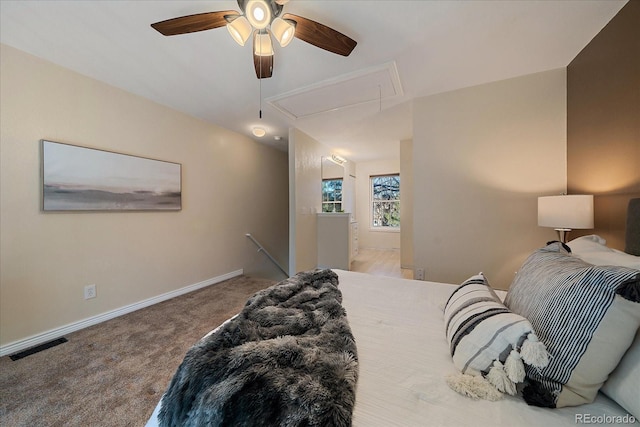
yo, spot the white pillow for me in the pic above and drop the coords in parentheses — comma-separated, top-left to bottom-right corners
(567, 236, 640, 415)
(504, 242, 640, 408)
(444, 274, 549, 400)
(602, 329, 640, 419)
(567, 235, 640, 269)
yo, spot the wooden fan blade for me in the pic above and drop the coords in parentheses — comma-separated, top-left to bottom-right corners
(282, 13, 356, 56)
(254, 53, 273, 79)
(151, 11, 238, 36)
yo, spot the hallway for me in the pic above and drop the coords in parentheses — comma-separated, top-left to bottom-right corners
(351, 248, 413, 279)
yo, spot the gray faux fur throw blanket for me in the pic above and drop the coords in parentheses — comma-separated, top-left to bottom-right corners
(159, 269, 359, 427)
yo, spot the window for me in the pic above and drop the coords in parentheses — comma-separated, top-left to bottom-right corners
(371, 174, 400, 228)
(322, 179, 343, 212)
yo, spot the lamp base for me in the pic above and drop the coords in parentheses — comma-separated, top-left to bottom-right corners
(554, 228, 572, 243)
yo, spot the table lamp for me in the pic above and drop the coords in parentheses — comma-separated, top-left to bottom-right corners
(538, 195, 594, 243)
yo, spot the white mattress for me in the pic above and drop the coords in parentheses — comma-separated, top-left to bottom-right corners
(146, 270, 634, 426)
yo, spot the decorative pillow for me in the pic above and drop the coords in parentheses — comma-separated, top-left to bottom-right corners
(443, 273, 549, 400)
(601, 329, 640, 419)
(568, 235, 640, 269)
(504, 242, 640, 408)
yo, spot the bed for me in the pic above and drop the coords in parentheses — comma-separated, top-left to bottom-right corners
(147, 199, 639, 426)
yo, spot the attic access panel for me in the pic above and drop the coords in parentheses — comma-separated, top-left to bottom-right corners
(267, 62, 403, 120)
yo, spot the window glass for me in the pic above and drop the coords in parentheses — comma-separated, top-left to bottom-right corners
(322, 179, 343, 212)
(371, 174, 400, 228)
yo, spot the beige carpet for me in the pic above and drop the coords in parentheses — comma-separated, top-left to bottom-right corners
(0, 275, 274, 427)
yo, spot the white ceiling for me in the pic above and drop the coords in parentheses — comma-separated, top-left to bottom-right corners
(0, 0, 626, 162)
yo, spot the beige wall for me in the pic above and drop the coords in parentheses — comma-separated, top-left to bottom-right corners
(342, 160, 357, 219)
(0, 44, 289, 348)
(413, 69, 567, 290)
(355, 158, 401, 250)
(321, 161, 344, 180)
(321, 158, 356, 218)
(400, 139, 414, 269)
(288, 130, 359, 274)
(288, 128, 331, 274)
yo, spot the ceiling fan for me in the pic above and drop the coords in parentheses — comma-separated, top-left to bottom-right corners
(151, 0, 357, 79)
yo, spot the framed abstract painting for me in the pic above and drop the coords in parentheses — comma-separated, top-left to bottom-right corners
(41, 140, 181, 211)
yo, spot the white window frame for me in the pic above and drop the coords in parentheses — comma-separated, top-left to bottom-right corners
(370, 174, 400, 231)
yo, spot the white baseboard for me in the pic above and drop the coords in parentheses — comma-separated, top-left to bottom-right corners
(0, 269, 243, 358)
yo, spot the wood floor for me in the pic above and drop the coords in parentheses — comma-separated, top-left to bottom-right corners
(350, 248, 414, 279)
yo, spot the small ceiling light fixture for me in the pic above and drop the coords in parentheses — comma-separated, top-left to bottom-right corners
(245, 0, 271, 30)
(227, 16, 252, 46)
(253, 30, 274, 56)
(330, 154, 347, 165)
(252, 127, 267, 137)
(271, 17, 296, 47)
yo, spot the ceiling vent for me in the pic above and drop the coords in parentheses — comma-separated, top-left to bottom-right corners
(267, 61, 403, 120)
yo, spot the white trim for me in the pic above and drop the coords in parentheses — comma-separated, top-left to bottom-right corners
(0, 269, 243, 358)
(368, 227, 401, 233)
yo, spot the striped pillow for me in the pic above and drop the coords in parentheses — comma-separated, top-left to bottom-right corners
(444, 274, 549, 400)
(505, 242, 640, 408)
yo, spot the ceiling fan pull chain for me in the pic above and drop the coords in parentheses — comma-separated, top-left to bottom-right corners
(259, 31, 263, 119)
(258, 76, 261, 118)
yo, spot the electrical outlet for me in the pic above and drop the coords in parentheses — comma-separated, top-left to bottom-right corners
(84, 284, 97, 300)
(415, 268, 425, 281)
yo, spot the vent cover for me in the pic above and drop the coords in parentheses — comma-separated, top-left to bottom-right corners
(10, 337, 68, 360)
(267, 61, 403, 120)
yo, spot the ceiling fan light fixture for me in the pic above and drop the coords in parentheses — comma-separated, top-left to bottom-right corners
(227, 16, 252, 46)
(245, 0, 271, 30)
(271, 17, 295, 47)
(150, 3, 358, 79)
(254, 31, 274, 56)
(252, 127, 266, 137)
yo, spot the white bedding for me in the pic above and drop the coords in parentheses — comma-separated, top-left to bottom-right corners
(567, 234, 640, 269)
(146, 270, 635, 426)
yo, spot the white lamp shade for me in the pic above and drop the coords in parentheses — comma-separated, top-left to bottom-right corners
(538, 195, 594, 229)
(227, 16, 252, 46)
(254, 31, 274, 56)
(245, 0, 271, 30)
(271, 17, 295, 47)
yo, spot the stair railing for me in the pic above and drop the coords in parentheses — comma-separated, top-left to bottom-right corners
(245, 233, 289, 277)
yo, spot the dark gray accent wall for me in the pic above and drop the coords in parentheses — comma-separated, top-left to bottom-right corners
(567, 0, 640, 250)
